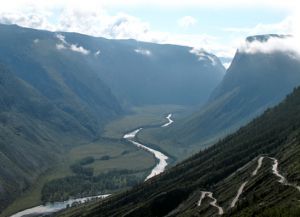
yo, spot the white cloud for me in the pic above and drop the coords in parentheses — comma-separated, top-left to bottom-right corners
(105, 14, 151, 40)
(178, 16, 197, 28)
(70, 44, 90, 55)
(0, 0, 299, 62)
(223, 16, 294, 36)
(134, 48, 152, 56)
(0, 4, 226, 58)
(33, 38, 39, 43)
(231, 9, 300, 58)
(94, 50, 101, 56)
(239, 36, 300, 58)
(56, 34, 67, 44)
(56, 43, 67, 50)
(221, 11, 300, 60)
(0, 6, 245, 66)
(190, 48, 218, 65)
(55, 33, 90, 55)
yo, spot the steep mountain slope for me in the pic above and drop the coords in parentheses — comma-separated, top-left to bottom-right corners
(0, 65, 105, 211)
(159, 34, 300, 149)
(0, 24, 122, 134)
(0, 24, 224, 107)
(84, 42, 225, 106)
(58, 78, 300, 217)
(0, 25, 123, 211)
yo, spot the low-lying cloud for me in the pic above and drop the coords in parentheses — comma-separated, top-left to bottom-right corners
(237, 10, 300, 58)
(33, 38, 39, 44)
(94, 50, 101, 56)
(55, 33, 90, 55)
(56, 43, 67, 50)
(239, 35, 300, 58)
(69, 44, 90, 55)
(190, 48, 218, 66)
(134, 48, 152, 56)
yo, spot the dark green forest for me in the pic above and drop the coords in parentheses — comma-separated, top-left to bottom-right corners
(41, 156, 144, 203)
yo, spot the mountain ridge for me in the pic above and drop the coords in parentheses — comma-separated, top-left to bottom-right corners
(157, 35, 300, 154)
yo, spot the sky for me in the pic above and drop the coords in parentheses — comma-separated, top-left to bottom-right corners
(0, 0, 299, 66)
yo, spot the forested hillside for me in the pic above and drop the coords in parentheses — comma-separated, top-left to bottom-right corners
(58, 84, 300, 217)
(0, 24, 124, 211)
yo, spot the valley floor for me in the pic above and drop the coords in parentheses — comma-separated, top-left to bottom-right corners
(1, 105, 190, 217)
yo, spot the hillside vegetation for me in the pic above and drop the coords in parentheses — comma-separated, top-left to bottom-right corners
(58, 85, 300, 217)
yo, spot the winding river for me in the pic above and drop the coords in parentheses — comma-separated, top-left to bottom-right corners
(123, 113, 173, 180)
(123, 128, 169, 181)
(10, 194, 110, 217)
(161, 113, 174, 127)
(10, 113, 173, 217)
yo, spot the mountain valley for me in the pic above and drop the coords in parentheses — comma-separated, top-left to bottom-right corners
(0, 14, 299, 217)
